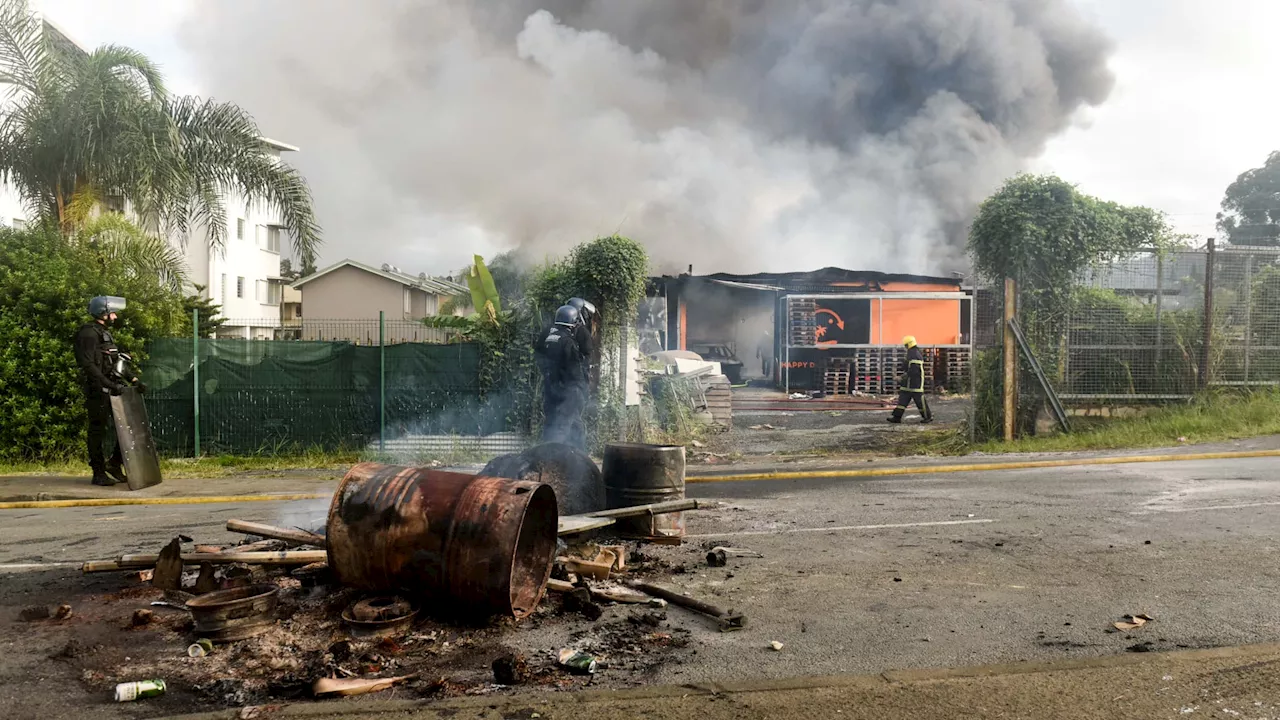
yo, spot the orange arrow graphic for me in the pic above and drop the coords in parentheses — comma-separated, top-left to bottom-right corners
(816, 308, 845, 330)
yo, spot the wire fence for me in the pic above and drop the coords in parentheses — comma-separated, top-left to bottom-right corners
(973, 242, 1280, 438)
(210, 317, 456, 345)
(141, 314, 506, 457)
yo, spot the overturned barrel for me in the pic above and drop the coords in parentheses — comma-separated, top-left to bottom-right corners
(326, 464, 559, 619)
(602, 443, 687, 540)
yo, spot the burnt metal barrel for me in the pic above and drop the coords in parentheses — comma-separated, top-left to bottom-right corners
(602, 443, 687, 539)
(326, 464, 559, 619)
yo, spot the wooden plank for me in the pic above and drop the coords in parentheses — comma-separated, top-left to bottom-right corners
(226, 519, 326, 547)
(558, 516, 616, 536)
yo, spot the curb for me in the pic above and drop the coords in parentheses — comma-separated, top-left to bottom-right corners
(0, 492, 330, 510)
(151, 642, 1280, 719)
(684, 448, 1280, 484)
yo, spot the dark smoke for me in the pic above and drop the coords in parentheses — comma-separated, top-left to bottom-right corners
(180, 0, 1113, 275)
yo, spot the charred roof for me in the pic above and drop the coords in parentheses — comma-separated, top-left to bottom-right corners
(653, 267, 962, 294)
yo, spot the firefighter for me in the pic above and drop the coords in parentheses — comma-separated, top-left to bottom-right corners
(536, 304, 590, 450)
(74, 296, 144, 486)
(887, 335, 932, 424)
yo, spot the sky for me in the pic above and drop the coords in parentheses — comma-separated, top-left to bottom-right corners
(36, 0, 1280, 269)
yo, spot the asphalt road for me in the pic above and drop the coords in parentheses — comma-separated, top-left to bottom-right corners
(4, 456, 1280, 717)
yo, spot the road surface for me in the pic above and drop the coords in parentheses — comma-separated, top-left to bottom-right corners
(3, 456, 1280, 718)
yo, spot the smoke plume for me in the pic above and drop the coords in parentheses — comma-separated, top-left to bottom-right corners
(181, 0, 1113, 275)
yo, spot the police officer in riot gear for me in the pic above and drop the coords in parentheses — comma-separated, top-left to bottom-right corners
(74, 296, 144, 485)
(887, 335, 932, 424)
(537, 304, 591, 450)
(565, 297, 596, 360)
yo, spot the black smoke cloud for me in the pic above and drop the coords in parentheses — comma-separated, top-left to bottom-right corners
(181, 0, 1113, 275)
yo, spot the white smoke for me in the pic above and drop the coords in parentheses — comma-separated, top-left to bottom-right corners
(180, 0, 1113, 275)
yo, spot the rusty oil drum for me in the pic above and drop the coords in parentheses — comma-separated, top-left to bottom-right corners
(325, 464, 559, 619)
(602, 443, 687, 539)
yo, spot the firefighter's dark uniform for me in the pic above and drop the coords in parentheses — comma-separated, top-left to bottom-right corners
(536, 324, 590, 450)
(73, 321, 129, 482)
(889, 344, 932, 423)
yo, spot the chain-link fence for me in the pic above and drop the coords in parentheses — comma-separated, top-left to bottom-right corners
(973, 242, 1280, 440)
(140, 315, 515, 457)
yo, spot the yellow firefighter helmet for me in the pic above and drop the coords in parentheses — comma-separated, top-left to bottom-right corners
(902, 335, 917, 348)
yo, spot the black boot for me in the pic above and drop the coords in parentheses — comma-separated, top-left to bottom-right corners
(886, 416, 902, 424)
(91, 472, 114, 486)
(920, 416, 933, 424)
(106, 462, 128, 485)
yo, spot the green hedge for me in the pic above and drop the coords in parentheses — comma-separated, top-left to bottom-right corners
(0, 227, 188, 461)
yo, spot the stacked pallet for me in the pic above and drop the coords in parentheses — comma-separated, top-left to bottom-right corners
(788, 298, 817, 346)
(851, 349, 882, 394)
(942, 348, 971, 390)
(702, 375, 733, 429)
(824, 360, 851, 396)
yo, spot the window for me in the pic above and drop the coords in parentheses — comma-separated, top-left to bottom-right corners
(236, 218, 245, 240)
(236, 276, 245, 299)
(266, 226, 281, 253)
(403, 288, 411, 314)
(11, 218, 25, 229)
(255, 280, 265, 302)
(220, 274, 227, 302)
(267, 283, 282, 305)
(255, 224, 264, 246)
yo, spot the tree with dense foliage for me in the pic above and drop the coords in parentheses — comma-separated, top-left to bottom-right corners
(967, 174, 1174, 440)
(0, 226, 189, 460)
(184, 284, 226, 338)
(0, 0, 321, 263)
(1218, 151, 1280, 246)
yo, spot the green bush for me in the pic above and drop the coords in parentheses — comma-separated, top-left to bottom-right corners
(0, 227, 188, 461)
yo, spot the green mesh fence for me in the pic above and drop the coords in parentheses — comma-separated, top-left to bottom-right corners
(141, 338, 496, 455)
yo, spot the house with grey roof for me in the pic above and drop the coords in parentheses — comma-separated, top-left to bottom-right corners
(291, 259, 468, 343)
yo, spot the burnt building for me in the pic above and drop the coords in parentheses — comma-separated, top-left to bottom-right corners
(647, 267, 972, 395)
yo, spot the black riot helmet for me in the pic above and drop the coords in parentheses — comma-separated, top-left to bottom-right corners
(88, 295, 127, 321)
(554, 304, 581, 328)
(566, 297, 596, 323)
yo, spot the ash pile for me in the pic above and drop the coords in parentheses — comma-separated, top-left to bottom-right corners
(74, 442, 746, 709)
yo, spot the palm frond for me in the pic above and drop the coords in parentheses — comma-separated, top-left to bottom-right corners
(0, 0, 43, 98)
(165, 96, 322, 259)
(78, 213, 188, 293)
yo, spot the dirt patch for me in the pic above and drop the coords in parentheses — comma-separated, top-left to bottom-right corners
(2, 538, 713, 718)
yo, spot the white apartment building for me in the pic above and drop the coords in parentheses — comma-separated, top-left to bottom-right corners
(181, 138, 300, 340)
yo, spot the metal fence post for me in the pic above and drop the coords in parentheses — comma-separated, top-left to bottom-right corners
(379, 310, 386, 454)
(1154, 253, 1164, 388)
(1244, 254, 1253, 384)
(192, 307, 200, 457)
(1002, 277, 1017, 441)
(1200, 238, 1215, 389)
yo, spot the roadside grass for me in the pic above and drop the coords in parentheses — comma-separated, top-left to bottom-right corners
(974, 389, 1280, 454)
(0, 448, 361, 479)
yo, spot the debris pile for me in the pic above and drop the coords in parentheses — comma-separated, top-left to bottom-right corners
(70, 460, 734, 710)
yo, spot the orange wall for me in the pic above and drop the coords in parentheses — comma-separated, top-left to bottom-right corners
(878, 281, 961, 292)
(873, 299, 961, 345)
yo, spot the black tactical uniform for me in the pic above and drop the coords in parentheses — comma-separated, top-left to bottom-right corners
(888, 343, 932, 424)
(537, 309, 590, 450)
(73, 321, 131, 484)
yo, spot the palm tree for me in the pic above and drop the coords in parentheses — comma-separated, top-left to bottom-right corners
(0, 0, 321, 263)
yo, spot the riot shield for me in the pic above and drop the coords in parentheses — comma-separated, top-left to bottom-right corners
(109, 386, 163, 490)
